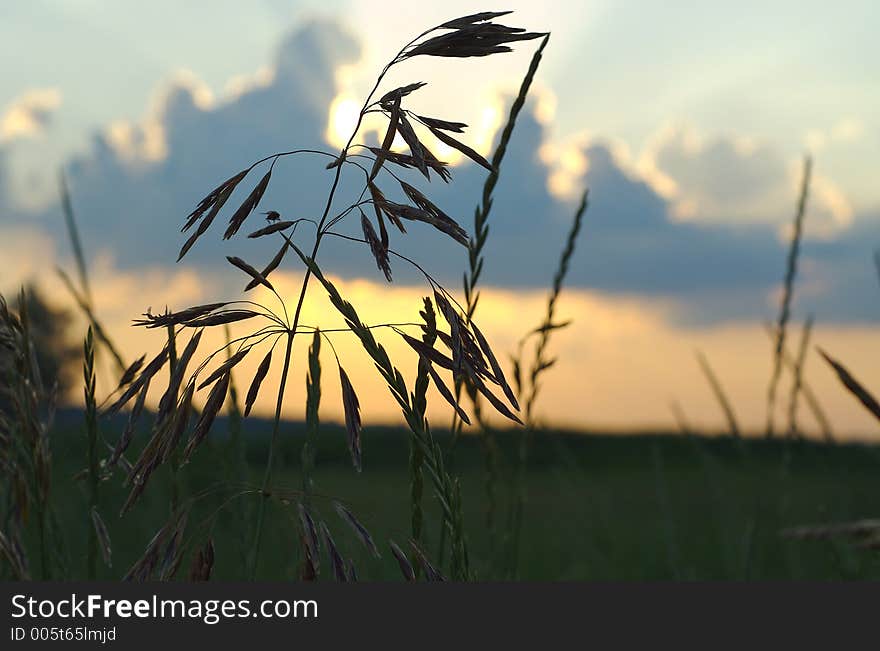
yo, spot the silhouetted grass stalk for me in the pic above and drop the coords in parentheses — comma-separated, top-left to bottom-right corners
(83, 327, 99, 579)
(817, 348, 880, 423)
(767, 156, 812, 438)
(58, 172, 126, 374)
(121, 13, 540, 582)
(696, 350, 741, 438)
(786, 315, 814, 438)
(247, 32, 433, 578)
(507, 189, 588, 577)
(249, 330, 293, 579)
(292, 245, 472, 578)
(761, 323, 834, 441)
(301, 330, 321, 503)
(166, 324, 181, 513)
(409, 302, 437, 545)
(453, 35, 549, 554)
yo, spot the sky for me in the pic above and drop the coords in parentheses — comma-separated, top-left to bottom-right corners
(1, 1, 878, 436)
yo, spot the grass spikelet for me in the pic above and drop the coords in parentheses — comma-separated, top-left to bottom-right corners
(334, 501, 380, 558)
(188, 539, 215, 581)
(424, 122, 493, 171)
(247, 220, 296, 238)
(183, 372, 230, 462)
(389, 540, 415, 582)
(109, 377, 149, 468)
(339, 366, 363, 472)
(165, 382, 194, 463)
(178, 170, 248, 259)
(197, 347, 249, 390)
(116, 354, 146, 389)
(320, 522, 348, 582)
(298, 504, 321, 575)
(134, 304, 228, 329)
(361, 211, 393, 281)
(223, 169, 272, 239)
(226, 256, 274, 291)
(409, 539, 446, 581)
(183, 169, 248, 232)
(90, 507, 112, 568)
(83, 326, 100, 578)
(426, 363, 471, 424)
(817, 348, 880, 423)
(244, 349, 273, 418)
(439, 11, 513, 30)
(0, 530, 29, 580)
(184, 310, 259, 328)
(396, 113, 429, 177)
(407, 298, 437, 545)
(124, 509, 188, 582)
(370, 96, 401, 180)
(299, 535, 318, 581)
(245, 241, 290, 291)
(102, 346, 168, 415)
(470, 320, 517, 409)
(302, 331, 321, 499)
(166, 329, 202, 392)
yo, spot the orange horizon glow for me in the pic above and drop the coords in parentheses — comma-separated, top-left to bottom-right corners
(2, 233, 877, 441)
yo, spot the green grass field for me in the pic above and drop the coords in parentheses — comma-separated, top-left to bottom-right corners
(36, 412, 880, 581)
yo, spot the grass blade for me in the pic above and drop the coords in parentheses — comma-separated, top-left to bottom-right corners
(767, 156, 812, 438)
(696, 350, 741, 438)
(818, 348, 880, 423)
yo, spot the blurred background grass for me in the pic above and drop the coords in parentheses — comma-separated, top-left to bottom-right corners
(43, 412, 880, 580)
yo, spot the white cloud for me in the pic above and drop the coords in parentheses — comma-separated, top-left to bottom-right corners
(102, 70, 215, 163)
(639, 124, 853, 238)
(805, 117, 865, 152)
(0, 88, 62, 142)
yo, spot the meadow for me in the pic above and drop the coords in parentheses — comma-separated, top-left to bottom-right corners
(34, 414, 880, 580)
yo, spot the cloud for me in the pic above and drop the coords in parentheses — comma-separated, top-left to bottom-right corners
(640, 125, 853, 237)
(805, 118, 865, 152)
(47, 19, 359, 265)
(0, 88, 61, 142)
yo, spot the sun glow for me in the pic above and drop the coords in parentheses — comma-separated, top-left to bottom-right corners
(325, 94, 361, 150)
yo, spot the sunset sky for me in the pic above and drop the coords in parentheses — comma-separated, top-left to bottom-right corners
(1, 1, 878, 436)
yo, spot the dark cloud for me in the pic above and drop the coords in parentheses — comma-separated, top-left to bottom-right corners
(0, 20, 876, 326)
(48, 19, 359, 265)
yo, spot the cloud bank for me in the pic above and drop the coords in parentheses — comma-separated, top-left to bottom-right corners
(0, 19, 876, 327)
